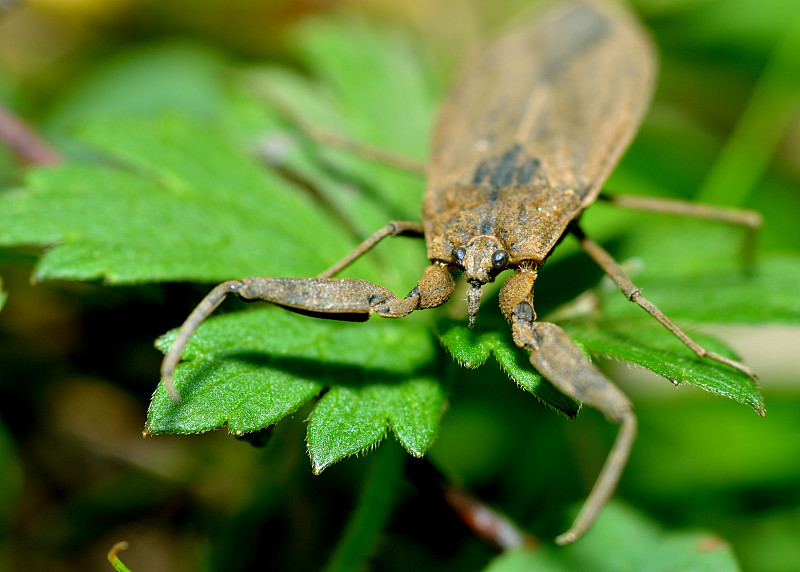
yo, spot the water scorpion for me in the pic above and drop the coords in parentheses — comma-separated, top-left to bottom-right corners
(161, 0, 760, 544)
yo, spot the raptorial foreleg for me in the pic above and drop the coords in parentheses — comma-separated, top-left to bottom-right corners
(161, 264, 454, 402)
(509, 294, 636, 545)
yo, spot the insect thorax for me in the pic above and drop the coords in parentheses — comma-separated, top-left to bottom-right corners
(425, 183, 583, 267)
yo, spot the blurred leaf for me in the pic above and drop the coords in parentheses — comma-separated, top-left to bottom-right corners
(628, 397, 800, 497)
(106, 542, 133, 572)
(601, 220, 800, 326)
(246, 16, 436, 286)
(0, 115, 351, 283)
(668, 0, 800, 53)
(694, 8, 800, 206)
(608, 254, 800, 325)
(485, 502, 738, 572)
(0, 418, 22, 571)
(0, 417, 22, 523)
(46, 42, 228, 131)
(322, 441, 406, 572)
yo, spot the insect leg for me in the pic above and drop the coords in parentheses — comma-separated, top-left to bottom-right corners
(511, 304, 636, 545)
(161, 265, 454, 402)
(161, 280, 243, 402)
(571, 225, 757, 379)
(298, 126, 427, 175)
(598, 193, 762, 267)
(252, 82, 427, 175)
(318, 220, 424, 278)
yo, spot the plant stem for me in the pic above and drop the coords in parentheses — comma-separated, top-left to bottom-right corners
(107, 541, 132, 572)
(321, 440, 405, 572)
(0, 103, 60, 166)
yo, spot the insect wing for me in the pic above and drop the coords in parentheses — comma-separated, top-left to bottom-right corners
(427, 0, 656, 208)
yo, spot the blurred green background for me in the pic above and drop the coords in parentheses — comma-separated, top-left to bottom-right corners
(0, 0, 799, 570)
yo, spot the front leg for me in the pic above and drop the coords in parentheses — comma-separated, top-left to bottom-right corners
(511, 302, 636, 545)
(161, 264, 454, 402)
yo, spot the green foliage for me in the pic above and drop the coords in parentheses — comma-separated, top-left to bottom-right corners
(564, 317, 763, 411)
(0, 116, 351, 283)
(1, 5, 800, 570)
(0, 7, 786, 473)
(437, 317, 581, 418)
(485, 502, 739, 572)
(148, 308, 443, 469)
(321, 440, 406, 572)
(106, 542, 133, 572)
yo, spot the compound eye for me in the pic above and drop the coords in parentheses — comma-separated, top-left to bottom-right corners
(491, 250, 509, 269)
(453, 247, 467, 267)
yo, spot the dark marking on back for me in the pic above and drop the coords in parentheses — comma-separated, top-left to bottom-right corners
(487, 186, 501, 205)
(472, 160, 493, 185)
(471, 143, 541, 187)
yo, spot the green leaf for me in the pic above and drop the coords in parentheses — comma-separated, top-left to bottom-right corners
(603, 252, 800, 326)
(437, 315, 581, 418)
(46, 42, 229, 131)
(0, 115, 352, 283)
(370, 378, 445, 457)
(147, 308, 437, 439)
(0, 18, 447, 473)
(437, 269, 766, 416)
(562, 318, 764, 414)
(485, 502, 739, 572)
(307, 386, 388, 473)
(307, 378, 445, 472)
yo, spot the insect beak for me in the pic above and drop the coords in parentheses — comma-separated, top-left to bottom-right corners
(467, 282, 482, 327)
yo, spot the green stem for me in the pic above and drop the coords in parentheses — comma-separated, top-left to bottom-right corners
(694, 11, 800, 206)
(321, 440, 405, 572)
(107, 542, 133, 572)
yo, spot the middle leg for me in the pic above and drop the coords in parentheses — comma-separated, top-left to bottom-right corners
(318, 220, 424, 278)
(571, 224, 755, 379)
(597, 193, 762, 267)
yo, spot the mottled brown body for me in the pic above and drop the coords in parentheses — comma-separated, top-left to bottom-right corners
(161, 0, 758, 546)
(425, 0, 654, 267)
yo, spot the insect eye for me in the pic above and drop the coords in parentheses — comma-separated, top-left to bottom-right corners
(491, 250, 509, 269)
(453, 247, 467, 266)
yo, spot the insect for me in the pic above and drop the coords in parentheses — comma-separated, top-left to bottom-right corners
(161, 0, 759, 544)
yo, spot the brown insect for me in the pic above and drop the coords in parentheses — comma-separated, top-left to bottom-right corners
(161, 0, 760, 544)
